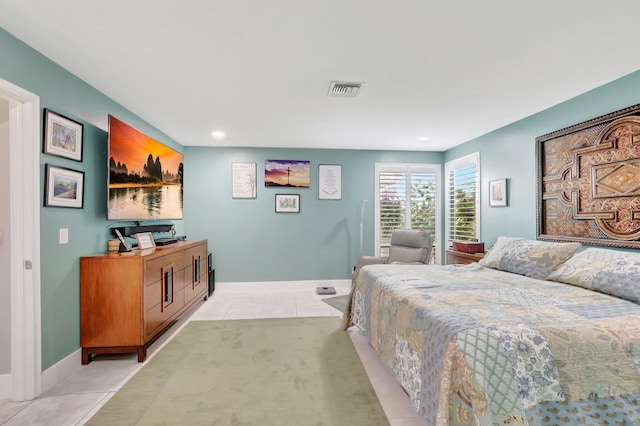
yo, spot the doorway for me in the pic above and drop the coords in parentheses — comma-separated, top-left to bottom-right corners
(0, 77, 41, 401)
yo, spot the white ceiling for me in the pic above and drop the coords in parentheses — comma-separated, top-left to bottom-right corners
(2, 1, 640, 151)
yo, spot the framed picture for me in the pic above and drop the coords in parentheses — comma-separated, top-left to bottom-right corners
(44, 164, 85, 208)
(489, 179, 508, 207)
(275, 194, 300, 213)
(318, 164, 341, 200)
(135, 232, 156, 250)
(43, 108, 84, 162)
(232, 162, 257, 198)
(265, 160, 310, 188)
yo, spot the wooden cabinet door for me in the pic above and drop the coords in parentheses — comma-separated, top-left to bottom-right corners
(184, 242, 208, 304)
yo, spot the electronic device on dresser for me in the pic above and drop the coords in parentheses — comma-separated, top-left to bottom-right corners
(155, 237, 178, 246)
(114, 229, 132, 252)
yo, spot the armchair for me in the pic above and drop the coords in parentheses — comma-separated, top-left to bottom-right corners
(352, 229, 433, 283)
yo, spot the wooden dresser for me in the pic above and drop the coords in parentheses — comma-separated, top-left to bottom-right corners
(80, 240, 208, 364)
(445, 249, 485, 265)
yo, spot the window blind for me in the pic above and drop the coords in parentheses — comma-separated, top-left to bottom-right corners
(445, 153, 480, 248)
(375, 164, 438, 259)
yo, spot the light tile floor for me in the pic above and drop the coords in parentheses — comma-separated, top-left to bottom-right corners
(0, 281, 425, 425)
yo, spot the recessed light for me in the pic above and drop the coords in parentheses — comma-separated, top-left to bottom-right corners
(418, 136, 429, 142)
(211, 131, 225, 140)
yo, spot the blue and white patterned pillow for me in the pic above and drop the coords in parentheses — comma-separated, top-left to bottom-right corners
(547, 247, 640, 303)
(479, 236, 581, 280)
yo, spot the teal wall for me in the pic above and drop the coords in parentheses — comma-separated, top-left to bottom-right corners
(0, 29, 185, 370)
(445, 69, 640, 250)
(184, 148, 442, 282)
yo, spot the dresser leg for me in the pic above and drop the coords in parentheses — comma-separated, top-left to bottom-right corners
(137, 347, 146, 362)
(81, 348, 91, 365)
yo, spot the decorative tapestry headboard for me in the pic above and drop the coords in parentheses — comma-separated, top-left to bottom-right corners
(536, 103, 640, 248)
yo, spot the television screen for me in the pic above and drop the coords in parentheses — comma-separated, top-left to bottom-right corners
(107, 115, 184, 221)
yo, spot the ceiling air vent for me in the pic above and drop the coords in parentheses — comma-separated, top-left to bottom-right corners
(328, 81, 362, 97)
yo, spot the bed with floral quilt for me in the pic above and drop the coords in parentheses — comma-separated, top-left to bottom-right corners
(341, 237, 640, 425)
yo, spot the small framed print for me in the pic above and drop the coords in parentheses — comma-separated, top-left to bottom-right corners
(43, 108, 84, 162)
(318, 164, 341, 200)
(135, 232, 156, 250)
(44, 164, 85, 208)
(489, 178, 508, 207)
(275, 194, 300, 213)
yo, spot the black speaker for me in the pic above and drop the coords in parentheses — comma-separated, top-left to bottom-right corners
(207, 253, 215, 296)
(111, 224, 173, 237)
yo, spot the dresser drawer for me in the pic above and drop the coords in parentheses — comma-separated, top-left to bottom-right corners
(143, 251, 185, 286)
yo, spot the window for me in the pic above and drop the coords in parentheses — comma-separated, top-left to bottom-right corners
(444, 153, 480, 249)
(374, 163, 440, 262)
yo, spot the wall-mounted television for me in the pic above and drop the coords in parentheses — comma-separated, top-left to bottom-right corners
(107, 115, 184, 221)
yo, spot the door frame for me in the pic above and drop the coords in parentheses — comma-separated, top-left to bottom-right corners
(0, 77, 41, 401)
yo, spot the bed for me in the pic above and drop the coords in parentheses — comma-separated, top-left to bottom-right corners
(341, 237, 640, 425)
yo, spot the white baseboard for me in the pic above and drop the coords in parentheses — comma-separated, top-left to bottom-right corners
(41, 348, 82, 395)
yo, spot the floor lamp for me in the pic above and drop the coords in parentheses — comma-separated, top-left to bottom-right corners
(359, 199, 367, 257)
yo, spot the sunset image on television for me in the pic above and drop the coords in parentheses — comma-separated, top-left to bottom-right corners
(108, 116, 184, 220)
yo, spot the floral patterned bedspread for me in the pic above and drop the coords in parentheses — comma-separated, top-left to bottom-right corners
(341, 263, 640, 425)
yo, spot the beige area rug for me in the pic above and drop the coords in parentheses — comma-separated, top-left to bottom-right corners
(321, 295, 349, 313)
(86, 317, 388, 426)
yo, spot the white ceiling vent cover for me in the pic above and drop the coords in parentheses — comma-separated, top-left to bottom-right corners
(328, 81, 362, 97)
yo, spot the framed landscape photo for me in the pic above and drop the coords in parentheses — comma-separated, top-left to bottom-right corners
(275, 194, 300, 213)
(489, 178, 508, 207)
(43, 108, 84, 162)
(264, 160, 310, 188)
(44, 164, 85, 208)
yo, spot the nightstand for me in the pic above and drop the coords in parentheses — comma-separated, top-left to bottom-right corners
(445, 249, 485, 265)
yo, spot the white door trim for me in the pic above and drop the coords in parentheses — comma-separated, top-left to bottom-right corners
(0, 77, 41, 401)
